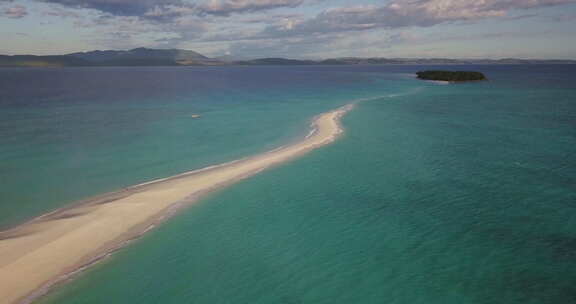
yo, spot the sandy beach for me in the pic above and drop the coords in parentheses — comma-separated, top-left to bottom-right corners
(0, 104, 354, 304)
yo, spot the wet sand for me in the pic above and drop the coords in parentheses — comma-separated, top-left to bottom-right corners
(0, 104, 354, 304)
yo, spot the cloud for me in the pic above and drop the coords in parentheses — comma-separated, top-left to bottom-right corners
(22, 0, 576, 57)
(53, 0, 310, 47)
(261, 0, 576, 37)
(141, 0, 309, 21)
(196, 0, 305, 16)
(70, 11, 211, 50)
(549, 13, 576, 22)
(488, 0, 576, 10)
(43, 6, 83, 18)
(2, 5, 28, 18)
(38, 0, 309, 17)
(196, 0, 575, 58)
(40, 0, 182, 16)
(221, 29, 401, 59)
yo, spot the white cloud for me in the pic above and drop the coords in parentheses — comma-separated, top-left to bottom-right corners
(2, 5, 28, 18)
(261, 0, 576, 37)
(197, 0, 305, 16)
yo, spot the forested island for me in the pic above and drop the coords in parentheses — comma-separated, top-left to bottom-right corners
(416, 70, 487, 82)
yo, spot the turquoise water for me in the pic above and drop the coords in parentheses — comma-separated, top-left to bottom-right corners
(2, 65, 576, 303)
(0, 66, 402, 229)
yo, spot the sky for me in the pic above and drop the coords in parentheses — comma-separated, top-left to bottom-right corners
(1, 0, 576, 59)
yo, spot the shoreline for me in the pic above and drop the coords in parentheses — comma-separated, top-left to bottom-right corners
(0, 104, 354, 304)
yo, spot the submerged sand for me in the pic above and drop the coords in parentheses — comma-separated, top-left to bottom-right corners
(0, 104, 354, 304)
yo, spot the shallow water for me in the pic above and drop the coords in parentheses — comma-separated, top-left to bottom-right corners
(1, 65, 575, 303)
(0, 66, 402, 229)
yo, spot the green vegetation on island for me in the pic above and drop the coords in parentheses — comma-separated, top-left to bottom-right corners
(416, 70, 487, 82)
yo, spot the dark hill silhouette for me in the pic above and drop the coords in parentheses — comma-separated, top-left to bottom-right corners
(1, 48, 575, 67)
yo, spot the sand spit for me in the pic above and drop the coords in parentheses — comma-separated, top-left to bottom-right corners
(0, 104, 354, 304)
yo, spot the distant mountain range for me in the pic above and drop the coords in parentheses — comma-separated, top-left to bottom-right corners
(1, 48, 575, 67)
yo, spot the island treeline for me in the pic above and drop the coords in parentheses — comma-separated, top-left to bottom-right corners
(416, 70, 487, 82)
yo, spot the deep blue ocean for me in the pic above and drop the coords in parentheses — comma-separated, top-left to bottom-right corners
(0, 65, 575, 303)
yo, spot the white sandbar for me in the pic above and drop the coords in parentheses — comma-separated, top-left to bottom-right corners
(0, 104, 354, 304)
